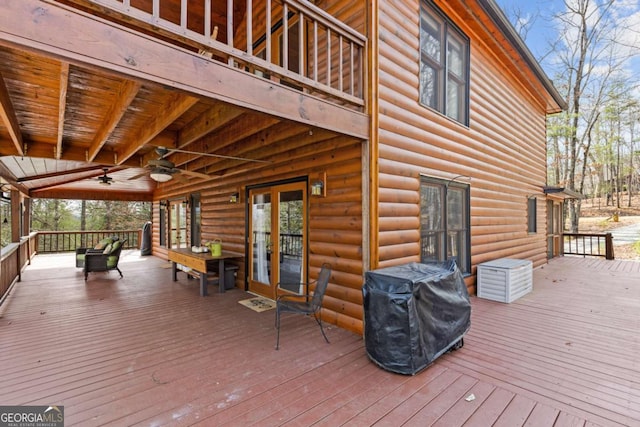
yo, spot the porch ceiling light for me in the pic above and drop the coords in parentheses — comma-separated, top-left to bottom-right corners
(149, 168, 172, 183)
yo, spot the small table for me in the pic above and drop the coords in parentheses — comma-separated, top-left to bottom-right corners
(168, 248, 241, 296)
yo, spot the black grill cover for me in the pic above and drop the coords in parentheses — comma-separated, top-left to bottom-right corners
(140, 221, 152, 256)
(363, 261, 471, 375)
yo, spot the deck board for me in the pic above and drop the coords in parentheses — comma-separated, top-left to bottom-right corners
(1, 253, 639, 426)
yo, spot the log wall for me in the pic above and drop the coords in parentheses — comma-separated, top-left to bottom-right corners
(147, 0, 554, 335)
(377, 0, 550, 292)
(152, 124, 365, 334)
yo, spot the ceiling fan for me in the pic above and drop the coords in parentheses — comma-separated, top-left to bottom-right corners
(97, 168, 114, 185)
(131, 146, 269, 183)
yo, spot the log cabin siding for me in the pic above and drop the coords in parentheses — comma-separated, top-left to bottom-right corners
(377, 0, 549, 291)
(152, 125, 365, 334)
(0, 0, 561, 340)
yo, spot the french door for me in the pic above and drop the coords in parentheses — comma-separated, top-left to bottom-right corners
(249, 182, 306, 300)
(169, 200, 187, 248)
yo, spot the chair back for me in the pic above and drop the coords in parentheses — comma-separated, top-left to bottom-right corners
(106, 239, 127, 268)
(310, 264, 331, 309)
(111, 239, 127, 257)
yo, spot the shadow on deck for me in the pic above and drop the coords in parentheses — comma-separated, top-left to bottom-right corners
(1, 253, 639, 426)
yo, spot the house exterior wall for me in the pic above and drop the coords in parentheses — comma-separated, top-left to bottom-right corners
(152, 131, 366, 334)
(375, 0, 550, 292)
(150, 0, 555, 334)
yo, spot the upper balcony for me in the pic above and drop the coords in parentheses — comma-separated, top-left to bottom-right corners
(0, 0, 369, 200)
(58, 0, 367, 111)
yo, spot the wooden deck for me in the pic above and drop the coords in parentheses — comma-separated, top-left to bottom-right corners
(1, 253, 639, 426)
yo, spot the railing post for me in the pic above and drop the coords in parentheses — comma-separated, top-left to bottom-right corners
(605, 232, 614, 260)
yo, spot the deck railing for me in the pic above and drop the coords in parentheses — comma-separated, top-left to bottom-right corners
(0, 233, 37, 303)
(563, 233, 614, 260)
(35, 230, 142, 254)
(253, 231, 302, 258)
(62, 0, 366, 110)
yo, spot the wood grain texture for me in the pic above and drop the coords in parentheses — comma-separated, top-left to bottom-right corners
(1, 255, 637, 426)
(375, 0, 551, 292)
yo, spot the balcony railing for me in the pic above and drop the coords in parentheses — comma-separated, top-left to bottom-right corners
(62, 0, 366, 110)
(563, 232, 614, 260)
(35, 230, 142, 253)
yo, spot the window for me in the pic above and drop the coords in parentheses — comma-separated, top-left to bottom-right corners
(527, 197, 537, 233)
(420, 177, 470, 274)
(419, 1, 469, 125)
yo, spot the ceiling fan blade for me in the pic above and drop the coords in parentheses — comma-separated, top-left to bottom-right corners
(127, 171, 149, 181)
(178, 169, 210, 179)
(156, 146, 270, 163)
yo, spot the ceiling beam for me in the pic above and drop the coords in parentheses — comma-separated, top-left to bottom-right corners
(177, 103, 244, 149)
(26, 167, 125, 192)
(0, 140, 141, 167)
(30, 187, 153, 202)
(56, 62, 70, 160)
(16, 165, 105, 182)
(0, 71, 24, 156)
(87, 79, 142, 162)
(116, 93, 198, 165)
(0, 160, 29, 195)
(171, 114, 280, 169)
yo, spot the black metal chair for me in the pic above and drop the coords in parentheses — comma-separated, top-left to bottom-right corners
(84, 239, 127, 280)
(75, 236, 119, 268)
(275, 263, 331, 350)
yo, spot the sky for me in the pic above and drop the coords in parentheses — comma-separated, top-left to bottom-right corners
(494, 0, 640, 90)
(494, 0, 565, 61)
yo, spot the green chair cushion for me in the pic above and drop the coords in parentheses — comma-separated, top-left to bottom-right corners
(107, 255, 119, 269)
(94, 237, 113, 250)
(102, 243, 113, 254)
(111, 241, 122, 252)
(77, 254, 85, 262)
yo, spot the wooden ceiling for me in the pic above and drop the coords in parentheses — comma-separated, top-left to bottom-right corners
(0, 0, 371, 201)
(0, 0, 310, 201)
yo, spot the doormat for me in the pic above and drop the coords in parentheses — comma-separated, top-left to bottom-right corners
(238, 297, 276, 312)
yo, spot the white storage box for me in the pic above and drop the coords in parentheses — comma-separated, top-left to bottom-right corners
(477, 258, 533, 303)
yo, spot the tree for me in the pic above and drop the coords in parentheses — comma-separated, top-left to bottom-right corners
(544, 0, 638, 231)
(32, 199, 151, 232)
(31, 199, 77, 231)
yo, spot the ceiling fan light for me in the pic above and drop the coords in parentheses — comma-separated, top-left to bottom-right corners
(150, 168, 173, 183)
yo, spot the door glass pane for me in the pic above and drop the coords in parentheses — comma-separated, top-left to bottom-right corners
(278, 189, 304, 292)
(170, 202, 187, 248)
(252, 192, 272, 285)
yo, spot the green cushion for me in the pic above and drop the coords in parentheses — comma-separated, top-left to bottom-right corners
(77, 254, 85, 262)
(102, 243, 113, 254)
(94, 238, 113, 250)
(107, 255, 118, 268)
(111, 241, 122, 252)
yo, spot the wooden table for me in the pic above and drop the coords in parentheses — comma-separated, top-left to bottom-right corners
(167, 248, 241, 296)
